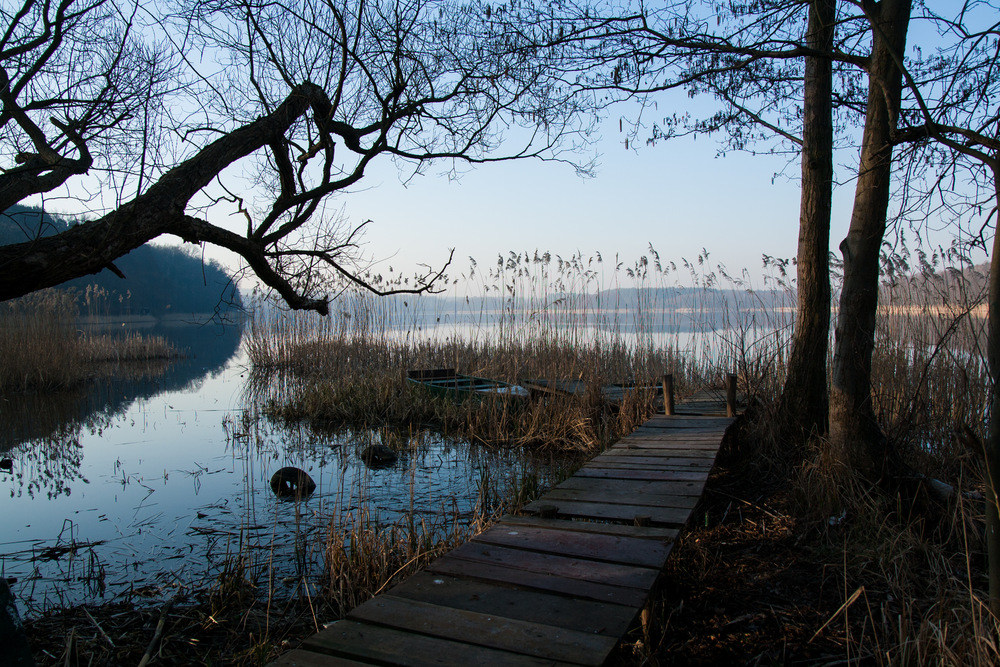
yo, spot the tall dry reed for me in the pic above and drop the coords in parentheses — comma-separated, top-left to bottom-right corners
(0, 288, 176, 393)
(248, 247, 795, 451)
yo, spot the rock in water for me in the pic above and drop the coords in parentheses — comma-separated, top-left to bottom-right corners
(269, 467, 317, 498)
(360, 444, 397, 467)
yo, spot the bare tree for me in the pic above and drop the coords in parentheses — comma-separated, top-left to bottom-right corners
(0, 0, 598, 312)
(549, 0, 847, 440)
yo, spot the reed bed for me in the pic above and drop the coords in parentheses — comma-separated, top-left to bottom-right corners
(248, 248, 793, 451)
(0, 288, 177, 392)
(17, 246, 997, 665)
(246, 246, 995, 665)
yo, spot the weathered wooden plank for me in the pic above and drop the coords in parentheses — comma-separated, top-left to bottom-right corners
(499, 515, 679, 541)
(640, 416, 733, 425)
(388, 571, 642, 636)
(426, 553, 651, 607)
(589, 455, 715, 469)
(621, 431, 726, 439)
(473, 523, 671, 568)
(304, 620, 571, 666)
(541, 486, 700, 509)
(553, 476, 706, 498)
(604, 446, 719, 458)
(348, 595, 616, 666)
(523, 499, 693, 527)
(610, 444, 720, 454)
(582, 463, 713, 475)
(622, 430, 728, 442)
(619, 433, 719, 443)
(629, 427, 730, 437)
(642, 420, 734, 430)
(612, 444, 721, 454)
(623, 429, 727, 438)
(443, 541, 661, 591)
(267, 649, 377, 666)
(575, 467, 710, 482)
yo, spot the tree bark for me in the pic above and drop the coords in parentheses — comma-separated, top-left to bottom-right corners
(987, 175, 1000, 620)
(829, 0, 912, 479)
(777, 0, 836, 441)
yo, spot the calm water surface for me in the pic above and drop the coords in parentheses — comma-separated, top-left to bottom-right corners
(0, 324, 559, 615)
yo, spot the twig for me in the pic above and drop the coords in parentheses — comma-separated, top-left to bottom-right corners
(138, 598, 175, 667)
(810, 586, 864, 643)
(83, 606, 116, 648)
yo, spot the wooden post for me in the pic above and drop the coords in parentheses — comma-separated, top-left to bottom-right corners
(726, 373, 738, 417)
(661, 374, 675, 416)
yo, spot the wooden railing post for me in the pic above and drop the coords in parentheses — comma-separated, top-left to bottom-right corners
(726, 373, 738, 417)
(661, 373, 675, 416)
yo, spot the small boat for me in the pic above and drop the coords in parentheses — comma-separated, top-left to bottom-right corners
(406, 368, 529, 402)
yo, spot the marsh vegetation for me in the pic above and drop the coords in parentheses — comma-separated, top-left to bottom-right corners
(2, 247, 995, 665)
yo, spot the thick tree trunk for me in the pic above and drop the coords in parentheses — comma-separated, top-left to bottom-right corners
(777, 0, 836, 441)
(829, 0, 911, 479)
(987, 176, 1000, 620)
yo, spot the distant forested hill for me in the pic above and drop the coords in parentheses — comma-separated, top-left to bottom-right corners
(2, 205, 242, 316)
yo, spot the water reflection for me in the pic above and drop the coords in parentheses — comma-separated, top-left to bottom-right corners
(0, 323, 565, 615)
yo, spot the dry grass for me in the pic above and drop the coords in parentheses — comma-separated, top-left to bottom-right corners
(0, 288, 177, 392)
(17, 247, 999, 665)
(247, 248, 791, 452)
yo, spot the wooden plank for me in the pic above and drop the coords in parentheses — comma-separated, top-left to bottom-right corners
(426, 553, 651, 607)
(629, 427, 730, 437)
(613, 437, 721, 446)
(589, 455, 715, 469)
(582, 463, 713, 474)
(499, 515, 678, 541)
(638, 417, 733, 426)
(605, 445, 719, 457)
(388, 571, 641, 636)
(642, 419, 733, 430)
(304, 620, 571, 667)
(349, 595, 616, 666)
(611, 444, 721, 454)
(621, 431, 727, 442)
(620, 432, 726, 440)
(443, 541, 661, 591)
(553, 476, 706, 498)
(523, 499, 693, 526)
(267, 649, 377, 666)
(646, 418, 735, 426)
(622, 430, 726, 439)
(473, 523, 671, 568)
(575, 467, 709, 482)
(541, 486, 700, 509)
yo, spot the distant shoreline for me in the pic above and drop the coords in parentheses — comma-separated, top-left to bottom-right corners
(76, 313, 243, 328)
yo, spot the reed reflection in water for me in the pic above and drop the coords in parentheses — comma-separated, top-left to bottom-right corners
(0, 323, 563, 615)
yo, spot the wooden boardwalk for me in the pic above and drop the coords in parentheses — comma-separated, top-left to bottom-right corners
(270, 389, 736, 667)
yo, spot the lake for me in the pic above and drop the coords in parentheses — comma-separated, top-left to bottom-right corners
(0, 322, 565, 615)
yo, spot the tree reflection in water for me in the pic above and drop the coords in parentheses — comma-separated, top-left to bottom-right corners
(1, 323, 243, 499)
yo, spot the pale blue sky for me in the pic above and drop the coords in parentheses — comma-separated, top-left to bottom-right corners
(324, 109, 855, 290)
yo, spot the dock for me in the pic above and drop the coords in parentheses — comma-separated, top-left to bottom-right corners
(270, 386, 737, 666)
